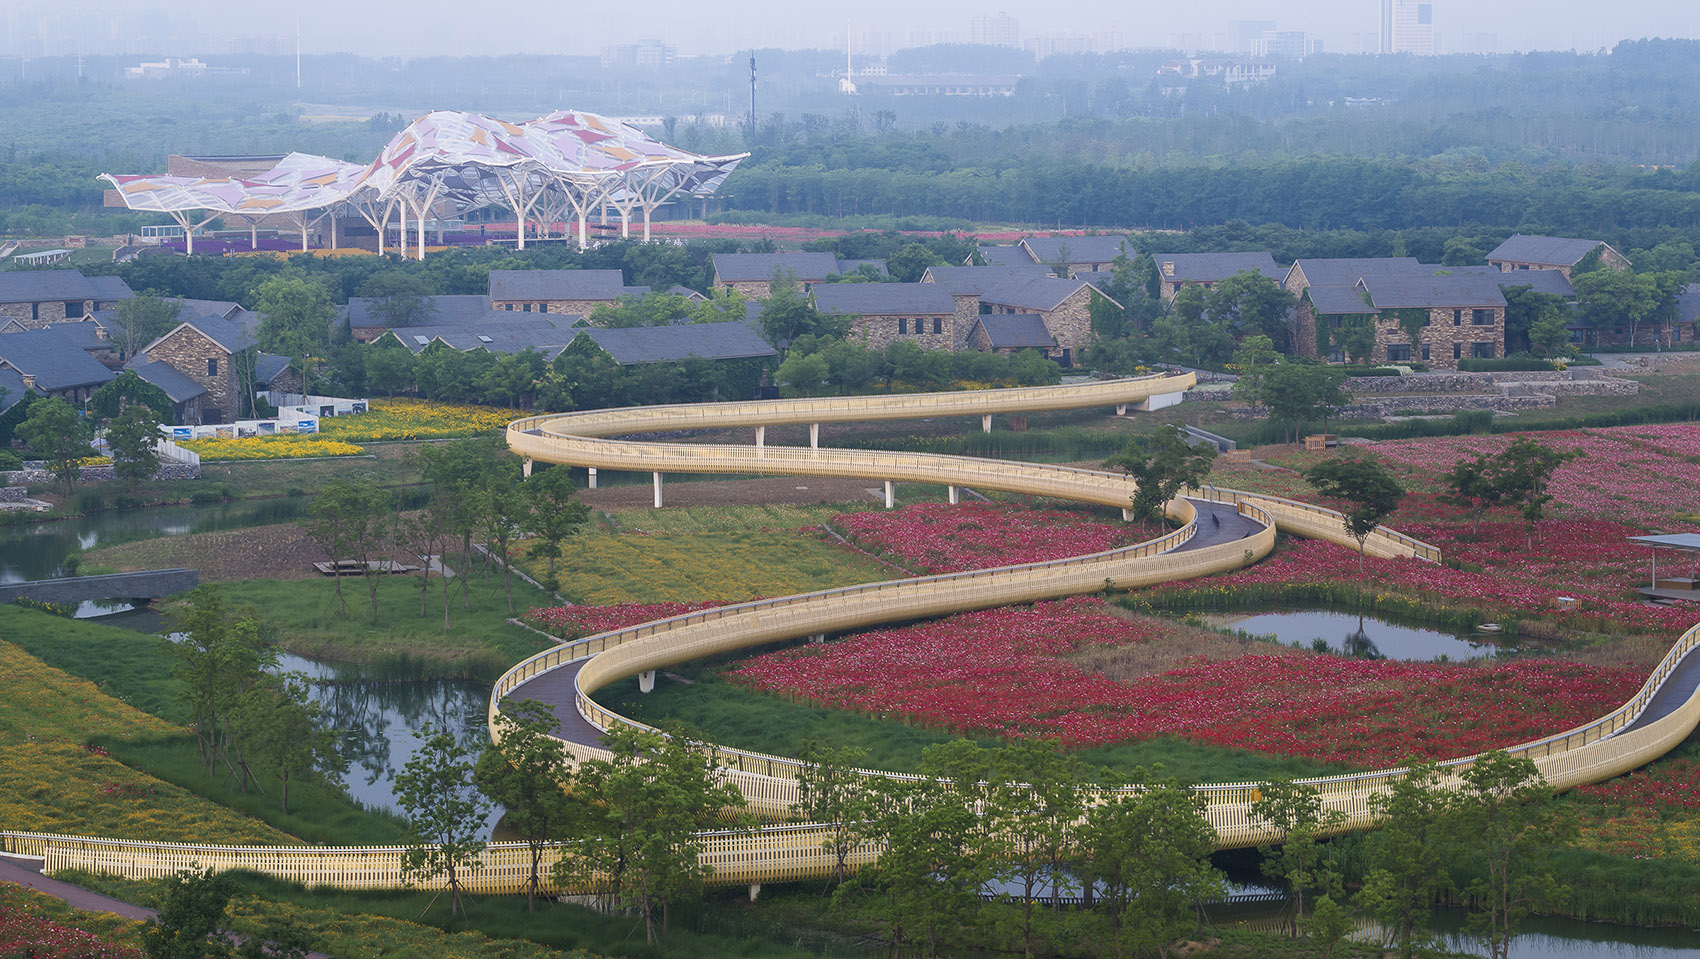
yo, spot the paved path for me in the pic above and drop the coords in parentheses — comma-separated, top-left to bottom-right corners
(508, 496, 1272, 755)
(0, 857, 157, 921)
(1623, 651, 1700, 734)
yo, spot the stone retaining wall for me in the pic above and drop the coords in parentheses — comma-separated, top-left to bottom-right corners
(4, 463, 200, 485)
(0, 487, 31, 503)
(1345, 371, 1638, 394)
(1228, 392, 1556, 420)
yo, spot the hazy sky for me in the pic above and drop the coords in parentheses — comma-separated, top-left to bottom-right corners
(7, 0, 1699, 59)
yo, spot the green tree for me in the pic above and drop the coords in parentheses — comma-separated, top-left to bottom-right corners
(1083, 778, 1224, 959)
(1493, 437, 1580, 546)
(794, 740, 872, 889)
(1262, 364, 1349, 443)
(1357, 761, 1452, 958)
(140, 868, 232, 959)
(234, 672, 344, 815)
(480, 458, 532, 615)
(985, 739, 1088, 958)
(1439, 454, 1504, 535)
(16, 397, 93, 497)
(1451, 752, 1573, 959)
(775, 351, 831, 397)
(1229, 334, 1281, 409)
(1573, 268, 1659, 348)
(558, 725, 751, 942)
(475, 699, 576, 911)
(1501, 285, 1571, 356)
(88, 369, 175, 422)
(111, 293, 184, 361)
(1249, 779, 1346, 933)
(886, 242, 945, 283)
(164, 587, 274, 779)
(1303, 457, 1405, 572)
(365, 341, 418, 396)
(105, 402, 164, 491)
(255, 275, 335, 392)
(759, 269, 847, 345)
(1103, 426, 1217, 527)
(1205, 270, 1296, 349)
(1441, 237, 1485, 266)
(396, 724, 491, 918)
(1304, 894, 1353, 959)
(358, 272, 436, 328)
(523, 464, 591, 594)
(306, 480, 392, 619)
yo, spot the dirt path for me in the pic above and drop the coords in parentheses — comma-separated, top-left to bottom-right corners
(0, 858, 156, 921)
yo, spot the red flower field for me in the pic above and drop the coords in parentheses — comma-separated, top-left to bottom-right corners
(729, 597, 1642, 768)
(525, 601, 729, 637)
(829, 502, 1148, 573)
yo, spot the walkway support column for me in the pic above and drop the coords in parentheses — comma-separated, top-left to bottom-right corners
(652, 472, 664, 509)
(755, 426, 765, 448)
(884, 481, 895, 509)
(587, 467, 598, 489)
(639, 670, 656, 693)
(523, 458, 533, 478)
(948, 486, 960, 505)
(1123, 508, 1134, 522)
(810, 424, 820, 450)
(1116, 404, 1127, 416)
(749, 883, 761, 902)
(982, 415, 993, 433)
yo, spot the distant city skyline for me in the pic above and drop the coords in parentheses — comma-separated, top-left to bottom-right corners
(1, 0, 1695, 61)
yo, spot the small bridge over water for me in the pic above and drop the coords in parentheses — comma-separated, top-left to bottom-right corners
(0, 569, 198, 607)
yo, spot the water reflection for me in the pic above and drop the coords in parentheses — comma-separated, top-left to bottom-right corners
(1205, 609, 1510, 661)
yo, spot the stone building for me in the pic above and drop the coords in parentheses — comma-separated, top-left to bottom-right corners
(1487, 235, 1632, 279)
(813, 283, 959, 350)
(125, 358, 208, 425)
(1151, 251, 1284, 301)
(344, 295, 502, 342)
(1016, 236, 1134, 276)
(710, 253, 886, 299)
(488, 270, 645, 316)
(921, 266, 1117, 364)
(1355, 273, 1507, 367)
(967, 314, 1057, 356)
(0, 270, 133, 328)
(0, 323, 117, 403)
(136, 314, 264, 422)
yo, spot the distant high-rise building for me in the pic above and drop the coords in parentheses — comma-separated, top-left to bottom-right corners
(1252, 31, 1323, 59)
(969, 11, 1020, 49)
(600, 40, 676, 70)
(1233, 20, 1277, 54)
(1388, 0, 1436, 55)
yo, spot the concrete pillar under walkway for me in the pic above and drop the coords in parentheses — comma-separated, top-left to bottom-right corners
(982, 415, 993, 433)
(522, 458, 533, 478)
(948, 486, 960, 505)
(809, 633, 826, 644)
(587, 467, 598, 489)
(884, 480, 895, 509)
(653, 472, 664, 509)
(639, 670, 656, 693)
(755, 426, 765, 448)
(810, 423, 820, 449)
(1116, 404, 1127, 416)
(749, 883, 761, 902)
(1123, 508, 1133, 522)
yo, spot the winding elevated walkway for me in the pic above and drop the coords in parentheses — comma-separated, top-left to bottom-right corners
(6, 376, 1699, 896)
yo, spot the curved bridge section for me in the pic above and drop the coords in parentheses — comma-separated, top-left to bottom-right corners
(7, 377, 1699, 895)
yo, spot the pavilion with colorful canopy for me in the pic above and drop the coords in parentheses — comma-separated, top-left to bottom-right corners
(101, 110, 748, 257)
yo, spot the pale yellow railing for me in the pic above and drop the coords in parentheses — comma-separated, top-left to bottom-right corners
(9, 377, 1695, 892)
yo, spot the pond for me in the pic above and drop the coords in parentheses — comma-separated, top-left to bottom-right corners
(1204, 608, 1516, 661)
(0, 498, 313, 584)
(88, 606, 499, 834)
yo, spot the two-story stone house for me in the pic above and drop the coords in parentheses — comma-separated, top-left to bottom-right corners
(1487, 235, 1632, 280)
(1355, 273, 1507, 367)
(813, 283, 959, 350)
(0, 270, 133, 329)
(136, 313, 265, 422)
(488, 270, 648, 316)
(1151, 251, 1285, 302)
(710, 254, 887, 299)
(921, 266, 1118, 364)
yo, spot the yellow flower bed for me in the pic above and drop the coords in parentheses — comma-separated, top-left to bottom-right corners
(179, 435, 367, 461)
(318, 398, 525, 442)
(0, 641, 293, 844)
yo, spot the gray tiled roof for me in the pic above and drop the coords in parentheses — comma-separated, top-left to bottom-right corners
(0, 368, 28, 413)
(1678, 283, 1700, 325)
(974, 246, 1036, 268)
(1487, 234, 1608, 268)
(712, 253, 843, 283)
(1019, 235, 1133, 265)
(1153, 252, 1284, 284)
(487, 269, 628, 302)
(174, 297, 240, 319)
(1359, 273, 1508, 310)
(85, 275, 136, 303)
(0, 326, 118, 391)
(1290, 257, 1423, 288)
(578, 322, 777, 365)
(974, 313, 1055, 349)
(175, 314, 258, 354)
(1306, 285, 1379, 316)
(1483, 268, 1575, 298)
(814, 283, 956, 316)
(345, 295, 494, 329)
(126, 358, 208, 404)
(665, 285, 707, 300)
(383, 318, 572, 354)
(255, 352, 293, 386)
(0, 269, 109, 305)
(923, 266, 1115, 311)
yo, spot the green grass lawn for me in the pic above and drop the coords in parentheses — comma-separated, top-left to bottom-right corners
(0, 605, 188, 722)
(607, 671, 1343, 785)
(213, 566, 556, 678)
